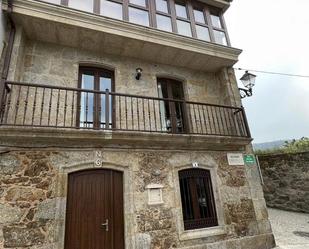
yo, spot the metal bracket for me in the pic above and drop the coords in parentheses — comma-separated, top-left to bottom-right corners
(239, 88, 253, 99)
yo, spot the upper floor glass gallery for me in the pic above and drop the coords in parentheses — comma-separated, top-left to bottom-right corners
(41, 0, 230, 46)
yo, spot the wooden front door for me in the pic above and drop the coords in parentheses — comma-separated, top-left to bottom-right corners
(64, 169, 124, 249)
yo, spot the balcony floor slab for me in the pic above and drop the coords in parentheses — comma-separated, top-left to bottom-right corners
(0, 126, 252, 151)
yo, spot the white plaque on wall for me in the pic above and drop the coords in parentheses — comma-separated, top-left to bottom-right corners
(146, 184, 164, 205)
(227, 153, 244, 166)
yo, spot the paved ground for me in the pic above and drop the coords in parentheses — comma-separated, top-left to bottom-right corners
(268, 208, 309, 249)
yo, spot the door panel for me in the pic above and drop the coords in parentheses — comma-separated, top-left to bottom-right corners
(78, 67, 115, 129)
(65, 169, 124, 249)
(157, 78, 187, 133)
(99, 75, 113, 129)
(79, 72, 95, 128)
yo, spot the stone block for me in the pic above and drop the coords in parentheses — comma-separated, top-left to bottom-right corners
(252, 199, 268, 221)
(257, 220, 272, 234)
(0, 154, 21, 175)
(29, 55, 50, 74)
(3, 222, 46, 247)
(226, 239, 240, 249)
(0, 203, 23, 224)
(29, 243, 57, 249)
(24, 160, 50, 177)
(34, 199, 56, 220)
(135, 233, 151, 249)
(5, 187, 45, 202)
(239, 235, 266, 249)
(207, 241, 227, 249)
(265, 233, 276, 248)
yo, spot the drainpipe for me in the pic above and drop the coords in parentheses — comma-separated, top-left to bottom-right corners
(0, 0, 15, 116)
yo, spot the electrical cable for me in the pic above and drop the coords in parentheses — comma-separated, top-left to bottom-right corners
(234, 68, 309, 78)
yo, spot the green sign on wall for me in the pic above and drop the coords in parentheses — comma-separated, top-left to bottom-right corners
(243, 154, 256, 165)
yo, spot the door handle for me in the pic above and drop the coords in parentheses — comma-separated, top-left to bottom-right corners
(101, 219, 109, 232)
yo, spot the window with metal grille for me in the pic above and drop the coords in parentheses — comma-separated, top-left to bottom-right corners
(179, 168, 218, 230)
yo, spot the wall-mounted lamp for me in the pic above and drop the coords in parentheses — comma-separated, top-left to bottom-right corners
(135, 68, 143, 80)
(239, 71, 256, 99)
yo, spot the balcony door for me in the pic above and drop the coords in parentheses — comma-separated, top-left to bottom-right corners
(78, 67, 114, 129)
(157, 78, 187, 133)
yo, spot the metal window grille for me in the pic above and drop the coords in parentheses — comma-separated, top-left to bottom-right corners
(179, 169, 218, 230)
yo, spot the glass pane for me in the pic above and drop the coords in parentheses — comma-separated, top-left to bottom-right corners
(101, 0, 123, 20)
(176, 20, 192, 37)
(156, 0, 168, 13)
(196, 25, 210, 41)
(130, 0, 146, 7)
(80, 74, 94, 128)
(129, 7, 149, 26)
(214, 30, 227, 45)
(211, 14, 222, 29)
(175, 2, 187, 19)
(100, 77, 113, 129)
(193, 9, 205, 23)
(196, 178, 208, 219)
(156, 14, 172, 32)
(68, 0, 94, 12)
(179, 177, 194, 220)
(41, 0, 61, 4)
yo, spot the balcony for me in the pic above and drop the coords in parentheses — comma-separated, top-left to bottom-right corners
(0, 81, 250, 141)
(3, 0, 242, 72)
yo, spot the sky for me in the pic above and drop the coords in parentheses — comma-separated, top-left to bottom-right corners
(225, 0, 309, 143)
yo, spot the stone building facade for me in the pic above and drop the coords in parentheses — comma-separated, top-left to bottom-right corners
(0, 0, 275, 248)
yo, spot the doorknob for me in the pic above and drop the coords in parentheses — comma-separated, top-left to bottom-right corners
(101, 219, 109, 231)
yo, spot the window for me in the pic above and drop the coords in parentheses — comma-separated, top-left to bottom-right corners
(78, 67, 114, 129)
(130, 0, 146, 7)
(156, 14, 172, 32)
(210, 12, 228, 45)
(157, 78, 186, 133)
(179, 169, 218, 230)
(175, 0, 192, 37)
(176, 20, 192, 37)
(101, 0, 123, 20)
(192, 5, 210, 41)
(129, 7, 150, 26)
(41, 0, 61, 4)
(175, 1, 188, 18)
(128, 0, 150, 26)
(68, 0, 94, 12)
(155, 0, 168, 13)
(44, 0, 230, 45)
(155, 0, 173, 32)
(210, 14, 222, 29)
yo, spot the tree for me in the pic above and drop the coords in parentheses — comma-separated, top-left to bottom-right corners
(255, 137, 309, 154)
(283, 137, 309, 153)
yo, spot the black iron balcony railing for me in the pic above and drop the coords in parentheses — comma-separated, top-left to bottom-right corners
(0, 81, 251, 138)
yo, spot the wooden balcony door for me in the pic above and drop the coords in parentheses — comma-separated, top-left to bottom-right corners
(78, 67, 114, 129)
(157, 78, 187, 133)
(64, 169, 124, 249)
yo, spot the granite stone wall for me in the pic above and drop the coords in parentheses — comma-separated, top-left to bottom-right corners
(0, 149, 276, 249)
(259, 152, 309, 213)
